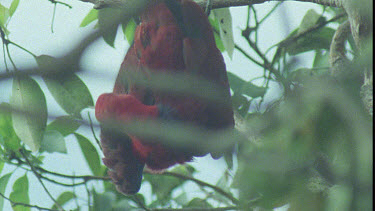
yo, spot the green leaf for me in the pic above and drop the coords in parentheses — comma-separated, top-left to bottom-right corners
(313, 50, 330, 69)
(93, 190, 116, 211)
(144, 165, 194, 204)
(36, 55, 93, 119)
(209, 17, 225, 52)
(80, 8, 98, 27)
(213, 8, 234, 58)
(227, 72, 267, 98)
(0, 4, 10, 28)
(185, 198, 212, 208)
(0, 173, 12, 210)
(298, 9, 323, 34)
(284, 10, 334, 55)
(11, 75, 47, 152)
(122, 18, 136, 45)
(98, 8, 123, 47)
(46, 116, 81, 136)
(9, 0, 20, 17)
(113, 200, 132, 211)
(75, 133, 101, 176)
(52, 191, 76, 210)
(174, 192, 188, 206)
(326, 185, 352, 210)
(0, 103, 21, 150)
(40, 130, 67, 154)
(286, 27, 335, 55)
(9, 174, 30, 211)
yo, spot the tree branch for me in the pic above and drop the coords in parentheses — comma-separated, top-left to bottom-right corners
(0, 192, 59, 211)
(19, 149, 65, 211)
(78, 0, 343, 10)
(147, 171, 240, 205)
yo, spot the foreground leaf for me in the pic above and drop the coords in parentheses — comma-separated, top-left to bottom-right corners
(0, 103, 21, 150)
(93, 190, 116, 211)
(75, 133, 101, 176)
(0, 173, 12, 210)
(144, 165, 194, 205)
(40, 130, 67, 154)
(213, 8, 234, 58)
(9, 174, 30, 211)
(11, 75, 47, 152)
(98, 8, 123, 47)
(80, 8, 98, 27)
(36, 55, 93, 119)
(52, 191, 76, 210)
(227, 72, 267, 98)
(122, 18, 136, 45)
(46, 116, 81, 137)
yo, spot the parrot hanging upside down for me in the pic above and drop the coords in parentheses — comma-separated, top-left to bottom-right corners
(95, 0, 234, 195)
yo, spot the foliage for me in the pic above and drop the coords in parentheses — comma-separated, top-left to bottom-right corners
(0, 1, 372, 211)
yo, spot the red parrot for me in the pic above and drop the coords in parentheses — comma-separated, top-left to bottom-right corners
(95, 0, 234, 194)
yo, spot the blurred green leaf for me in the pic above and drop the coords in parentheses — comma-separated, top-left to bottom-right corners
(0, 4, 10, 28)
(298, 9, 324, 34)
(0, 103, 21, 150)
(227, 72, 267, 98)
(52, 191, 76, 210)
(286, 27, 335, 55)
(122, 18, 136, 45)
(46, 116, 81, 137)
(9, 0, 20, 17)
(174, 192, 188, 206)
(40, 130, 67, 154)
(313, 50, 330, 69)
(284, 9, 335, 55)
(98, 8, 123, 47)
(9, 174, 30, 211)
(144, 165, 194, 204)
(80, 8, 98, 27)
(185, 198, 212, 208)
(213, 8, 234, 58)
(113, 200, 132, 210)
(0, 173, 12, 210)
(209, 17, 225, 52)
(11, 75, 47, 152)
(75, 133, 101, 176)
(326, 185, 352, 211)
(36, 55, 93, 119)
(224, 152, 233, 170)
(93, 190, 116, 211)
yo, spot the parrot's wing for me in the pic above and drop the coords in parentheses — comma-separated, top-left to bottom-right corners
(180, 0, 234, 127)
(114, 44, 140, 95)
(179, 0, 235, 158)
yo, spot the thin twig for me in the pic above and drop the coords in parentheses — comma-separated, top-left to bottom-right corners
(88, 112, 102, 151)
(0, 192, 59, 211)
(149, 171, 240, 205)
(150, 206, 240, 211)
(19, 149, 65, 211)
(48, 0, 72, 8)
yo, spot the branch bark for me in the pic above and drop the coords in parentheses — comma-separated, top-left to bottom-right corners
(79, 0, 343, 10)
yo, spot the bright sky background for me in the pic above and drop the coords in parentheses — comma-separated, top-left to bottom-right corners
(0, 0, 322, 210)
